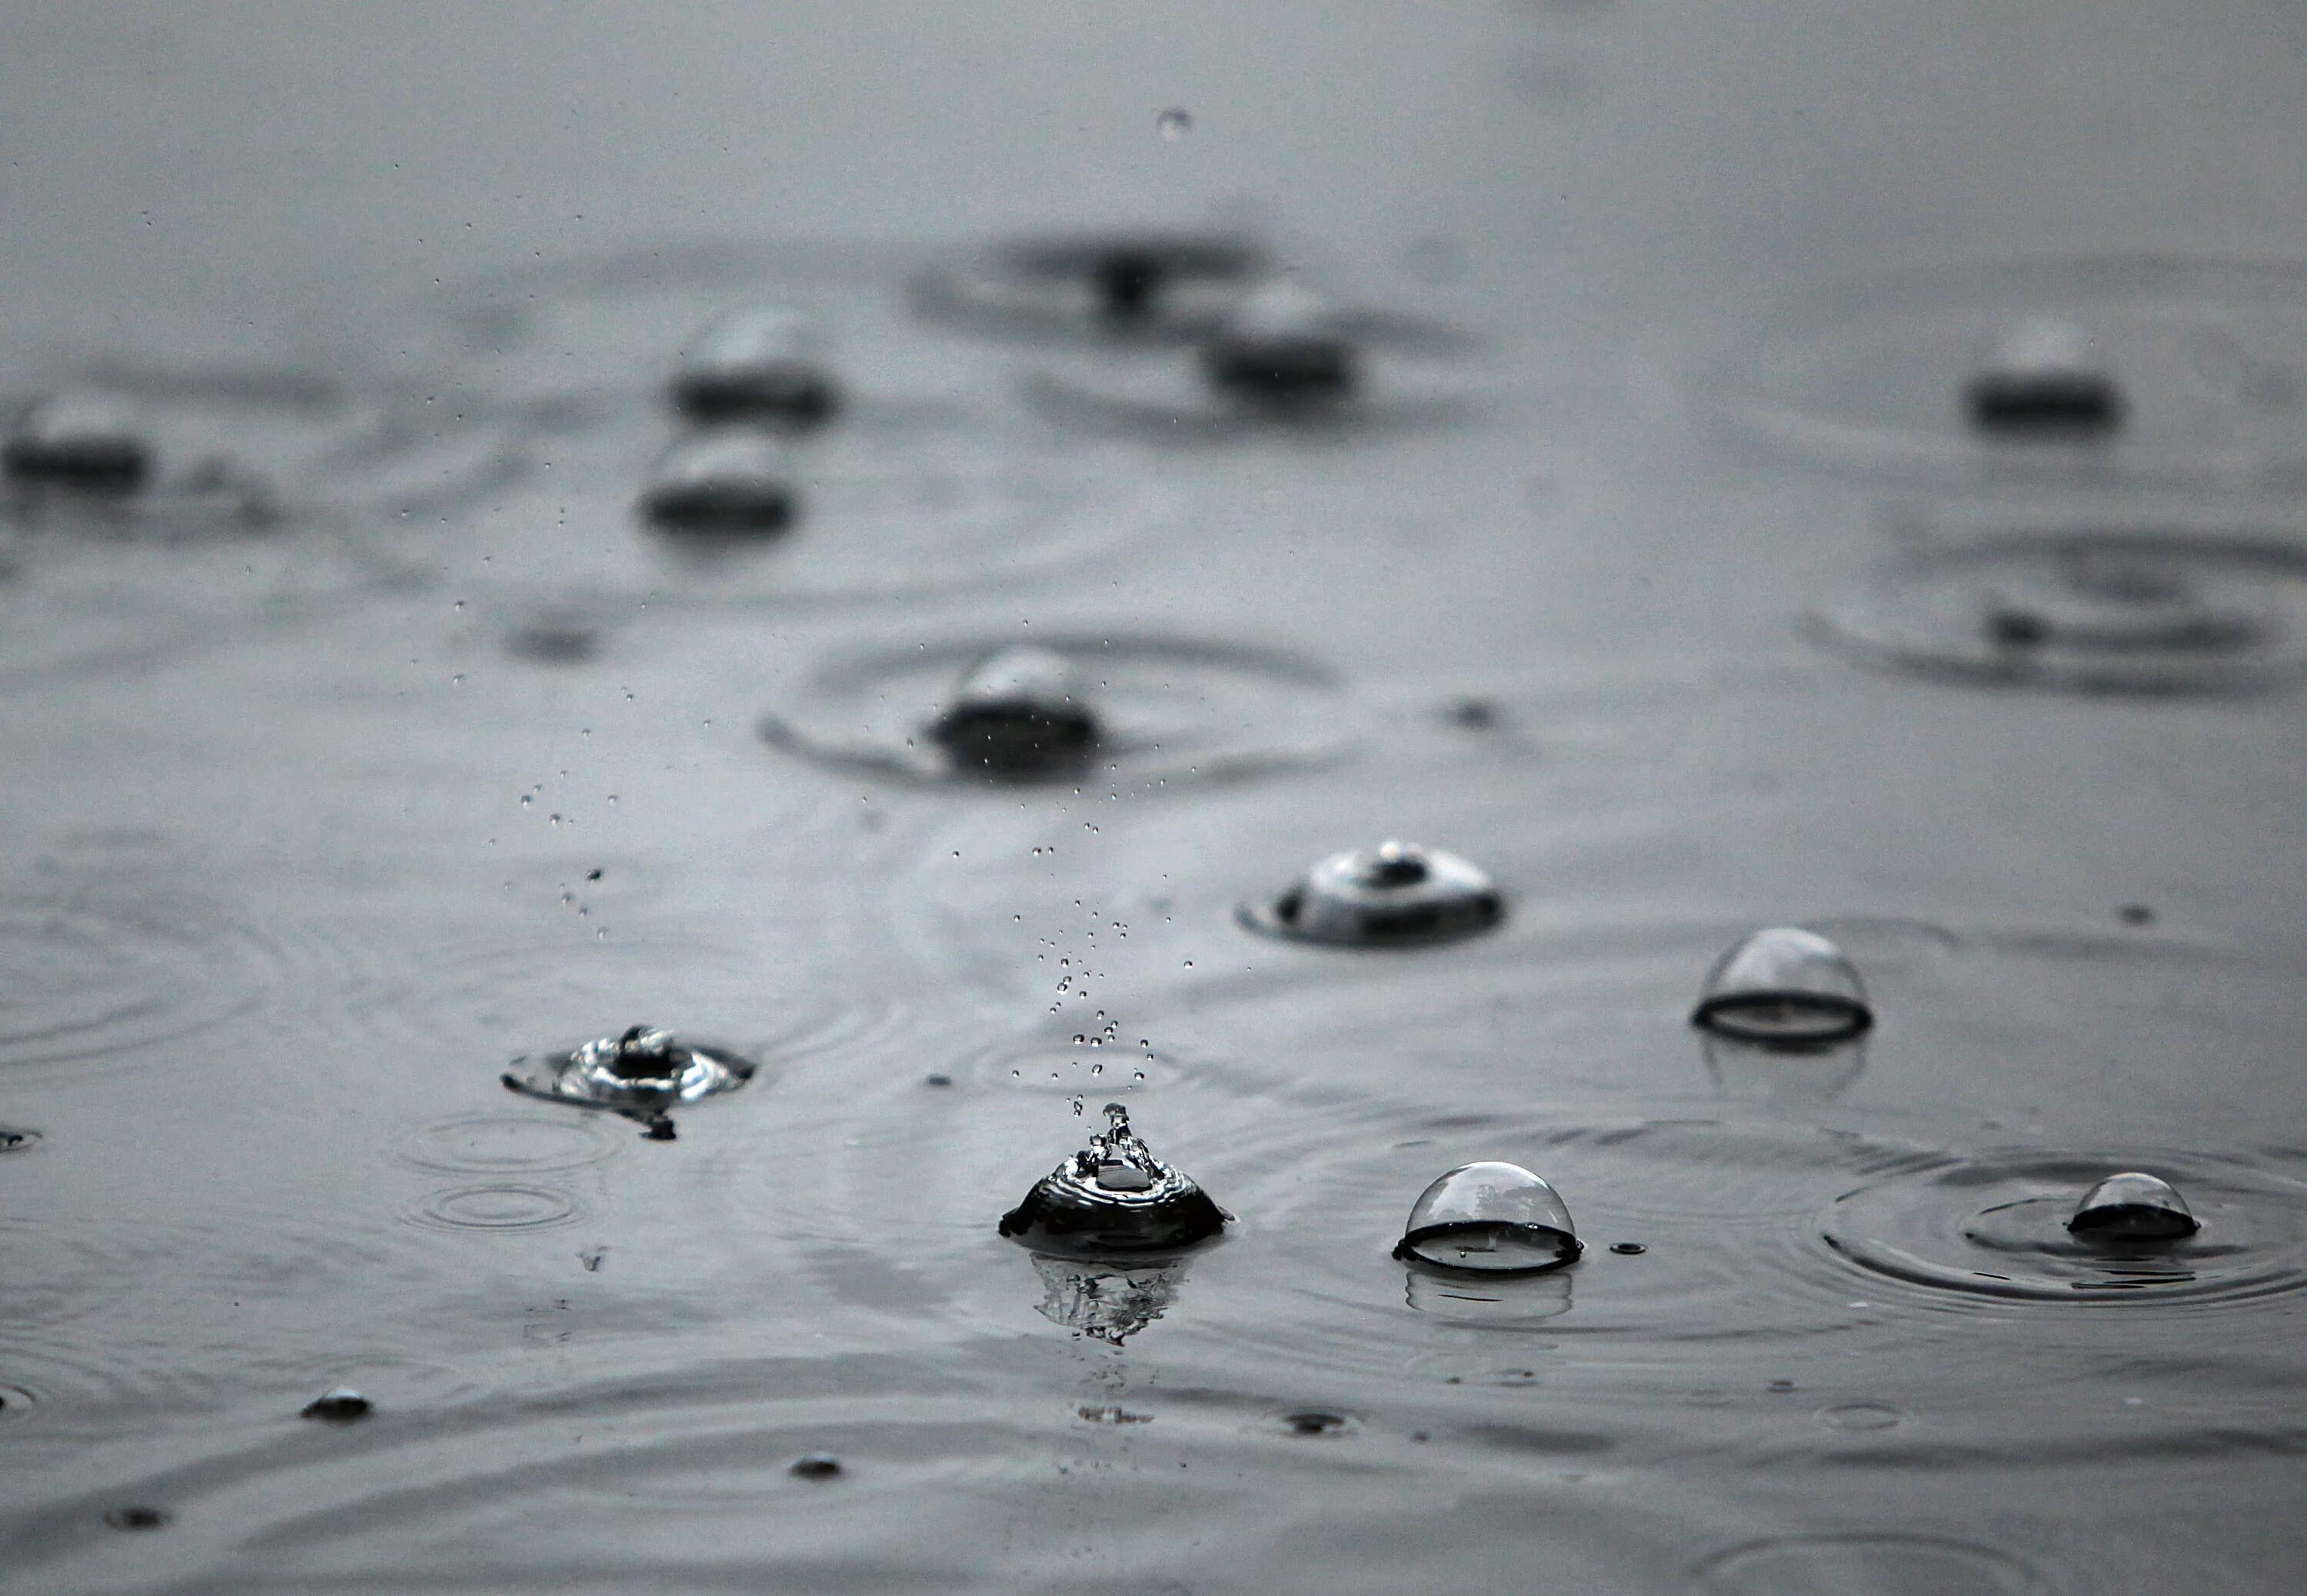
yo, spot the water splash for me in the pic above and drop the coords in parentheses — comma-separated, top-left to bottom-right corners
(999, 1102, 1227, 1257)
(1240, 840, 1504, 948)
(501, 1024, 757, 1138)
(1393, 1161, 1582, 1276)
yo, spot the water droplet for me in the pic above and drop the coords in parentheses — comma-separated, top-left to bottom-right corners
(1609, 1241, 1647, 1256)
(1393, 1162, 1582, 1276)
(1690, 927, 1872, 1046)
(0, 1123, 38, 1154)
(1277, 1409, 1356, 1438)
(1241, 840, 1503, 947)
(2066, 1170, 2200, 1241)
(1966, 317, 2123, 437)
(670, 307, 838, 426)
(1200, 278, 1357, 406)
(788, 1453, 843, 1481)
(501, 1024, 756, 1135)
(927, 644, 1098, 777)
(636, 431, 797, 538)
(103, 1505, 169, 1532)
(1155, 107, 1193, 141)
(299, 1388, 372, 1424)
(1000, 1102, 1228, 1257)
(4, 393, 150, 493)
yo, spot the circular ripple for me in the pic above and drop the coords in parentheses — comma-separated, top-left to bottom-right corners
(759, 630, 1353, 793)
(1710, 256, 2307, 490)
(0, 890, 275, 1071)
(1822, 1149, 2307, 1311)
(408, 1183, 581, 1233)
(1814, 527, 2307, 695)
(1691, 1534, 2045, 1595)
(395, 1112, 622, 1175)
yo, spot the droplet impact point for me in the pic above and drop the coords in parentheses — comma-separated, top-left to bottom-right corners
(1394, 1162, 1582, 1276)
(1000, 1102, 1227, 1258)
(1242, 840, 1503, 947)
(1691, 927, 1873, 1045)
(2066, 1170, 2200, 1242)
(502, 1025, 756, 1135)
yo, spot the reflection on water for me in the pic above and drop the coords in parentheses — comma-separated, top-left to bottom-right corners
(1029, 1252, 1191, 1345)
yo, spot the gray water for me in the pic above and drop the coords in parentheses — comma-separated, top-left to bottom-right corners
(5, 3, 2307, 1591)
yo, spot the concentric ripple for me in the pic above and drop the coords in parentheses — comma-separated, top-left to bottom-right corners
(758, 631, 1355, 793)
(1690, 1533, 2046, 1595)
(1819, 1149, 2307, 1310)
(1709, 255, 2307, 490)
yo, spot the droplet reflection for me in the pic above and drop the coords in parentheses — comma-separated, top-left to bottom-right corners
(1240, 840, 1504, 948)
(1690, 927, 1873, 1045)
(1394, 1162, 1582, 1277)
(1028, 1252, 1190, 1345)
(999, 1102, 1228, 1258)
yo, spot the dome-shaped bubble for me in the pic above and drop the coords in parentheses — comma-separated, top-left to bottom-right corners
(2066, 1169, 2200, 1242)
(1393, 1161, 1582, 1276)
(999, 1103, 1227, 1259)
(1964, 317, 2123, 437)
(927, 643, 1099, 777)
(1199, 279, 1357, 406)
(635, 431, 798, 538)
(1240, 840, 1503, 948)
(4, 393, 151, 494)
(501, 1024, 757, 1137)
(668, 308, 839, 426)
(1690, 926, 1873, 1045)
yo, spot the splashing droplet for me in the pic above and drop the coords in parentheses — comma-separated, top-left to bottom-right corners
(1240, 840, 1503, 947)
(1690, 927, 1873, 1046)
(1394, 1162, 1582, 1276)
(670, 307, 839, 425)
(2066, 1170, 2200, 1241)
(1965, 317, 2123, 437)
(501, 1024, 756, 1136)
(999, 1102, 1227, 1257)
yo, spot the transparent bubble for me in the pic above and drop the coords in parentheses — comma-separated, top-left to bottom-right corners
(3, 393, 151, 493)
(1393, 1161, 1582, 1276)
(300, 1388, 372, 1424)
(1965, 316, 2123, 437)
(1199, 278, 1357, 406)
(1690, 926, 1873, 1045)
(2066, 1170, 2200, 1241)
(927, 643, 1099, 777)
(1240, 840, 1503, 948)
(1155, 108, 1193, 141)
(501, 1024, 757, 1138)
(635, 431, 798, 539)
(999, 1102, 1227, 1258)
(669, 307, 839, 427)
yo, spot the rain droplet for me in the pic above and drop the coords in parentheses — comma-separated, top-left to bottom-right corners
(1155, 107, 1193, 141)
(2066, 1170, 2200, 1241)
(1393, 1162, 1582, 1276)
(1965, 317, 2123, 437)
(999, 1102, 1228, 1257)
(670, 307, 839, 426)
(4, 393, 150, 493)
(1690, 927, 1872, 1046)
(299, 1388, 372, 1424)
(1200, 278, 1357, 407)
(1241, 840, 1503, 947)
(636, 431, 798, 538)
(927, 644, 1099, 777)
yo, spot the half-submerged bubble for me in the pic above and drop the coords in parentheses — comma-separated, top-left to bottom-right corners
(1393, 1161, 1582, 1276)
(1964, 317, 2124, 437)
(636, 432, 798, 539)
(501, 1024, 756, 1138)
(669, 308, 839, 426)
(1199, 279, 1357, 407)
(926, 643, 1099, 777)
(1240, 840, 1503, 948)
(1691, 927, 1873, 1045)
(2067, 1170, 2200, 1242)
(300, 1388, 373, 1424)
(3, 394, 151, 493)
(999, 1102, 1227, 1258)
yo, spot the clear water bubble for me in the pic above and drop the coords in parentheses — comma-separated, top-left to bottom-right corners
(1689, 926, 1872, 1046)
(669, 307, 839, 427)
(300, 1388, 372, 1424)
(1239, 840, 1505, 948)
(1965, 317, 2124, 437)
(1200, 278, 1358, 407)
(999, 1102, 1228, 1258)
(501, 1023, 757, 1137)
(3, 393, 151, 493)
(1028, 1252, 1190, 1345)
(912, 230, 1267, 342)
(2066, 1170, 2199, 1241)
(927, 643, 1099, 778)
(1155, 108, 1193, 141)
(635, 431, 798, 540)
(1393, 1161, 1582, 1276)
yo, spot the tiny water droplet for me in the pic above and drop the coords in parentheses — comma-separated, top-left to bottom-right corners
(1156, 107, 1192, 141)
